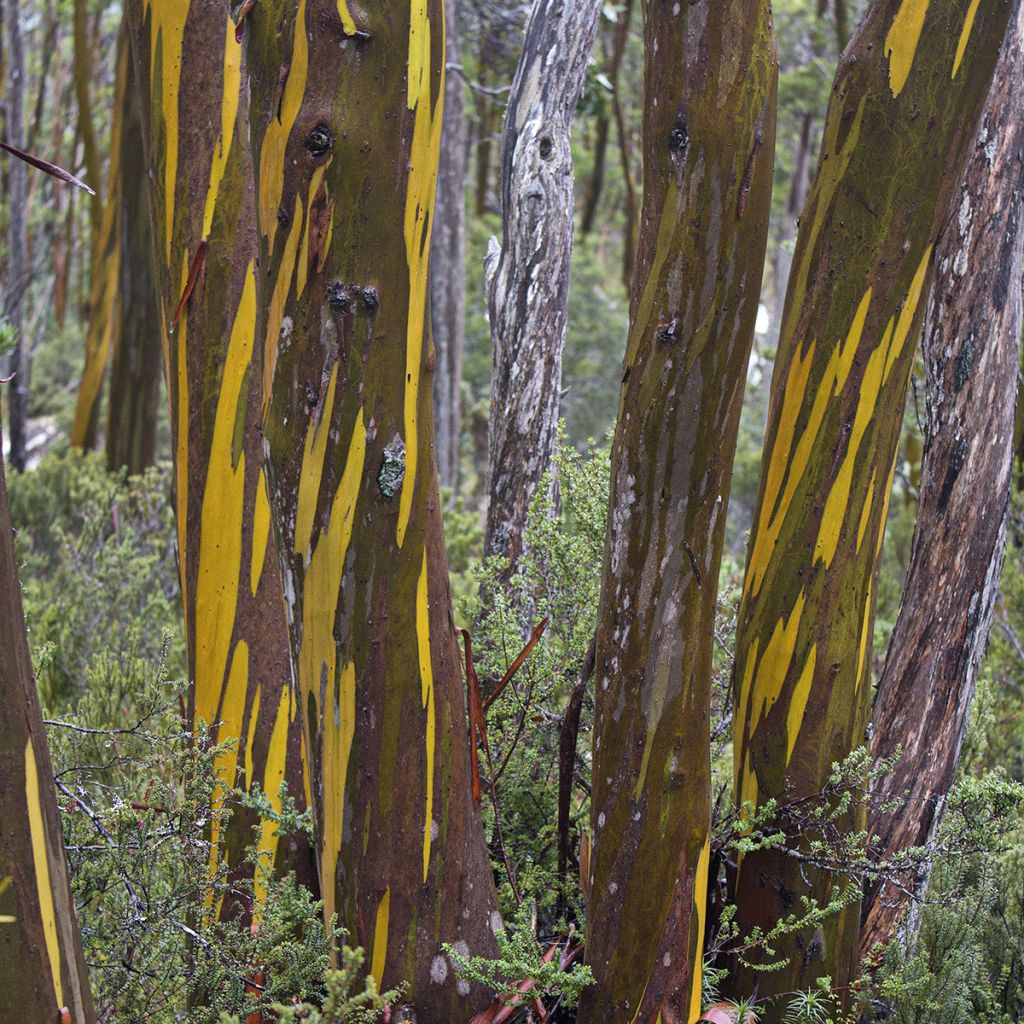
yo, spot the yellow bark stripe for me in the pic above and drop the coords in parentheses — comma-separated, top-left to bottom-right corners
(885, 0, 929, 97)
(785, 646, 817, 764)
(371, 887, 391, 984)
(251, 469, 272, 593)
(174, 260, 190, 616)
(194, 269, 256, 733)
(258, 0, 309, 246)
(321, 660, 356, 927)
(416, 551, 435, 881)
(398, 0, 444, 548)
(688, 838, 711, 1024)
(24, 738, 64, 1008)
(254, 687, 293, 918)
(953, 0, 982, 78)
(202, 16, 242, 239)
(299, 412, 366, 924)
(143, 0, 187, 261)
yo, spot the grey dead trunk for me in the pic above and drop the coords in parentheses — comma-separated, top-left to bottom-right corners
(431, 0, 467, 494)
(861, 0, 1024, 957)
(483, 0, 602, 575)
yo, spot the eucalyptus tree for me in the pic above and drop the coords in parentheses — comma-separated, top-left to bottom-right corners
(578, 0, 777, 1018)
(862, 0, 1024, 955)
(242, 2, 501, 1017)
(728, 0, 1013, 1009)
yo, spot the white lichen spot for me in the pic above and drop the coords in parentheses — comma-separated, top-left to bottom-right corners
(663, 952, 671, 967)
(491, 910, 505, 935)
(430, 955, 448, 984)
(430, 819, 440, 840)
(597, 812, 606, 829)
(457, 980, 471, 997)
(609, 882, 618, 895)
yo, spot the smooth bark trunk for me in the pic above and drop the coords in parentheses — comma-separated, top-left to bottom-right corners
(0, 443, 96, 1024)
(243, 3, 501, 1018)
(728, 0, 1013, 1012)
(577, 1, 777, 1020)
(125, 0, 314, 919)
(861, 0, 1024, 956)
(105, 48, 161, 476)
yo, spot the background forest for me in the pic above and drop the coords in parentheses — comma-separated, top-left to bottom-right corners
(1, 0, 1024, 1022)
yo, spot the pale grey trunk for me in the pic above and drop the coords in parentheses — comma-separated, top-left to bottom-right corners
(483, 0, 602, 572)
(431, 0, 467, 494)
(861, 0, 1024, 956)
(4, 0, 27, 471)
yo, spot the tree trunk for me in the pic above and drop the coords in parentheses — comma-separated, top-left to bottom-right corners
(243, 3, 501, 1019)
(483, 0, 602, 576)
(772, 110, 813, 340)
(861, 0, 1024, 957)
(577, 2, 776, 1020)
(727, 0, 1012, 1012)
(105, 48, 161, 476)
(0, 442, 96, 1024)
(124, 0, 314, 919)
(69, 24, 126, 453)
(72, 0, 101, 227)
(4, 0, 27, 472)
(431, 0, 467, 494)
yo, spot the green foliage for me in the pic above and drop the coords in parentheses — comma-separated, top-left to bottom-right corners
(226, 947, 403, 1024)
(445, 901, 593, 1010)
(461, 432, 609, 924)
(7, 449, 184, 705)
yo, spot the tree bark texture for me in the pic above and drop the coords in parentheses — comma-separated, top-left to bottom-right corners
(243, 3, 501, 1018)
(483, 0, 602, 575)
(105, 41, 161, 476)
(430, 0, 467, 493)
(577, 2, 777, 1021)
(70, 24, 127, 453)
(728, 0, 1013, 1011)
(4, 0, 27, 472)
(0, 446, 96, 1023)
(861, 0, 1024, 956)
(125, 0, 313, 919)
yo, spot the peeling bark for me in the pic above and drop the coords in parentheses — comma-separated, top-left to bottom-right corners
(125, 0, 313, 918)
(727, 0, 1013, 1011)
(861, 0, 1024, 956)
(577, 1, 777, 1020)
(243, 4, 501, 1019)
(0, 444, 96, 1024)
(483, 0, 602, 576)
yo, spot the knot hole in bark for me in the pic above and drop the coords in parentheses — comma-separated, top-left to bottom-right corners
(305, 124, 334, 161)
(538, 135, 553, 159)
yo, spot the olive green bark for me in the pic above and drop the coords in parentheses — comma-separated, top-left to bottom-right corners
(0, 445, 96, 1024)
(861, 0, 1024, 956)
(124, 0, 313, 917)
(577, 2, 777, 1021)
(728, 0, 1012, 1011)
(105, 46, 161, 476)
(243, 4, 500, 1019)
